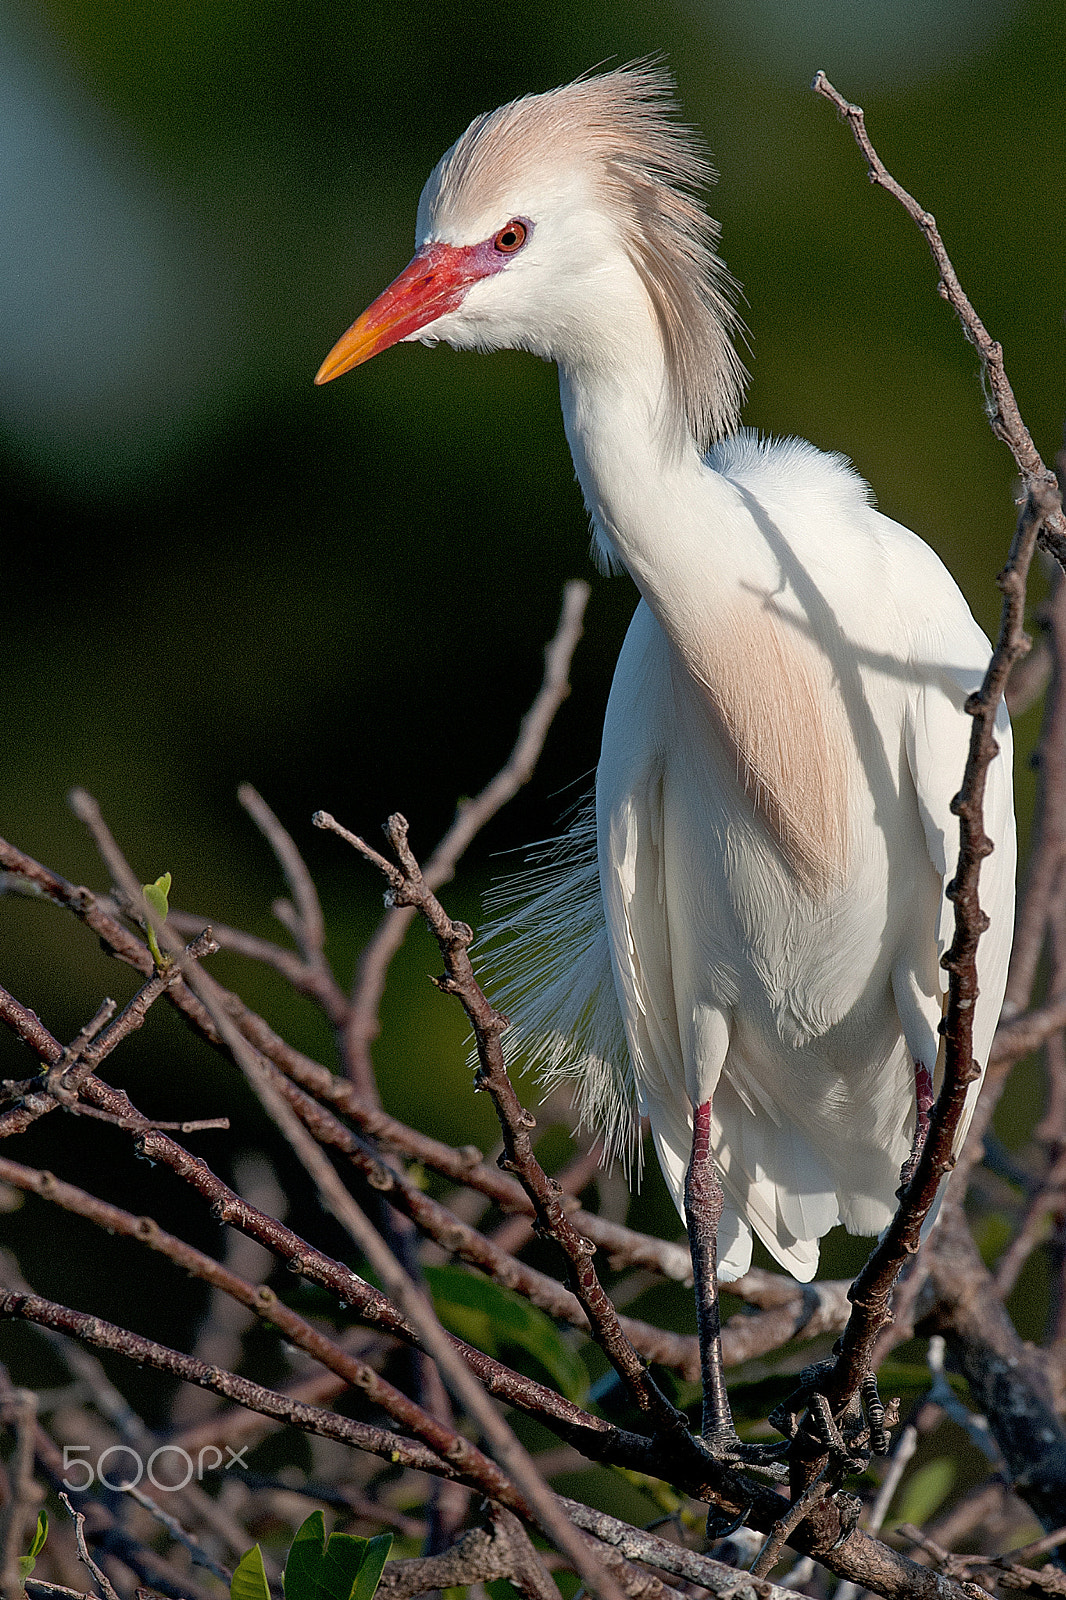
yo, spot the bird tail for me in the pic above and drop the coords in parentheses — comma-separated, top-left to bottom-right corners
(476, 799, 642, 1176)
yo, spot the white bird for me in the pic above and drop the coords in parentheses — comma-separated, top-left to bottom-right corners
(316, 65, 1015, 1443)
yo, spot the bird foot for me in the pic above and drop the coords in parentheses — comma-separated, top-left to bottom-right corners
(767, 1357, 895, 1474)
(695, 1429, 790, 1480)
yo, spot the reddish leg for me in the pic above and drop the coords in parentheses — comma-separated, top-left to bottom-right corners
(685, 1099, 735, 1442)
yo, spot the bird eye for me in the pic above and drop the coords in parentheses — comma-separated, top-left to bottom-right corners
(493, 220, 528, 254)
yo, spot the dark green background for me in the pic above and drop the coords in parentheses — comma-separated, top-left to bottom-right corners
(1, 0, 1062, 1286)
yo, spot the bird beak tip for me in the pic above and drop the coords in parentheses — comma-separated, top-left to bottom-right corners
(314, 242, 483, 391)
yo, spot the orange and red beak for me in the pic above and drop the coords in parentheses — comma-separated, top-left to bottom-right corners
(315, 240, 494, 385)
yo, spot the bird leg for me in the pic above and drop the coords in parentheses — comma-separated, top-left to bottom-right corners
(685, 1100, 784, 1472)
(686, 1104, 844, 1477)
(899, 1060, 935, 1190)
(685, 1099, 733, 1444)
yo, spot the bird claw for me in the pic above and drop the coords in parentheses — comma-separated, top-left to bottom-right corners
(704, 1502, 755, 1541)
(695, 1430, 790, 1481)
(766, 1356, 894, 1475)
(828, 1491, 864, 1549)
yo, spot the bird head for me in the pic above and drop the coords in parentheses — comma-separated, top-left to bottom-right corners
(316, 64, 746, 449)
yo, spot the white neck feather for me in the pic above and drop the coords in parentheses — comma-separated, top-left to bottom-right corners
(557, 306, 750, 636)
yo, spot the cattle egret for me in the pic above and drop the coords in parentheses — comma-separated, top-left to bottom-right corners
(316, 65, 1016, 1448)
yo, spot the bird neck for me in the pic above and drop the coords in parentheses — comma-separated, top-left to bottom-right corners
(557, 344, 745, 628)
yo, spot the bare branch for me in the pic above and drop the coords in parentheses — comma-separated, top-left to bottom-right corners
(927, 1197, 1066, 1538)
(238, 782, 327, 959)
(59, 1494, 120, 1600)
(317, 809, 700, 1457)
(824, 487, 1043, 1424)
(344, 578, 590, 1092)
(805, 86, 1053, 1461)
(811, 72, 1066, 563)
(2, 1289, 464, 1483)
(559, 1498, 813, 1600)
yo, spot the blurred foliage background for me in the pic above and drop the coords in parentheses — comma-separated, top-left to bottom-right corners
(1, 0, 1064, 1307)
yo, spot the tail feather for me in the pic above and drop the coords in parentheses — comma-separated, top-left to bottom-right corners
(478, 801, 641, 1175)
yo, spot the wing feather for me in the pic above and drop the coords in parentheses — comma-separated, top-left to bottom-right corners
(903, 646, 1016, 1146)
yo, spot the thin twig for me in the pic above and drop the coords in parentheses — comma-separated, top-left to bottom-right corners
(59, 1494, 120, 1600)
(238, 782, 327, 959)
(317, 809, 699, 1457)
(344, 578, 590, 1093)
(122, 1486, 232, 1584)
(559, 1498, 813, 1600)
(4, 1292, 468, 1485)
(62, 1104, 230, 1133)
(811, 72, 1066, 563)
(257, 1043, 704, 1372)
(810, 82, 1054, 1429)
(750, 1472, 831, 1579)
(205, 1005, 626, 1600)
(24, 1583, 99, 1600)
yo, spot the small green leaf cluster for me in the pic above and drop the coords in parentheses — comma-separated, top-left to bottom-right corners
(233, 1510, 392, 1600)
(142, 871, 173, 968)
(19, 1508, 47, 1584)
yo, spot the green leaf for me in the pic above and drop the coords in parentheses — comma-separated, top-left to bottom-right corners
(283, 1510, 327, 1600)
(424, 1264, 588, 1403)
(347, 1534, 392, 1600)
(18, 1507, 48, 1582)
(283, 1513, 391, 1600)
(143, 871, 172, 920)
(231, 1543, 272, 1600)
(142, 871, 172, 967)
(892, 1457, 957, 1529)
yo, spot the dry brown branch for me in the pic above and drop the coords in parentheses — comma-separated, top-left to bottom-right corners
(238, 782, 328, 961)
(59, 1495, 120, 1600)
(0, 1155, 529, 1514)
(378, 1503, 676, 1600)
(316, 808, 702, 1457)
(822, 484, 1045, 1423)
(24, 1582, 99, 1600)
(1, 1289, 474, 1486)
(1, 964, 632, 1469)
(344, 578, 590, 1093)
(800, 84, 1056, 1493)
(0, 832, 1004, 1600)
(812, 73, 1066, 564)
(5, 863, 635, 1600)
(925, 1198, 1066, 1538)
(254, 1042, 706, 1372)
(149, 981, 624, 1600)
(559, 1498, 812, 1600)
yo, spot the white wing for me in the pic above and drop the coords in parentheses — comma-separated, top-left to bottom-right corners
(901, 639, 1016, 1144)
